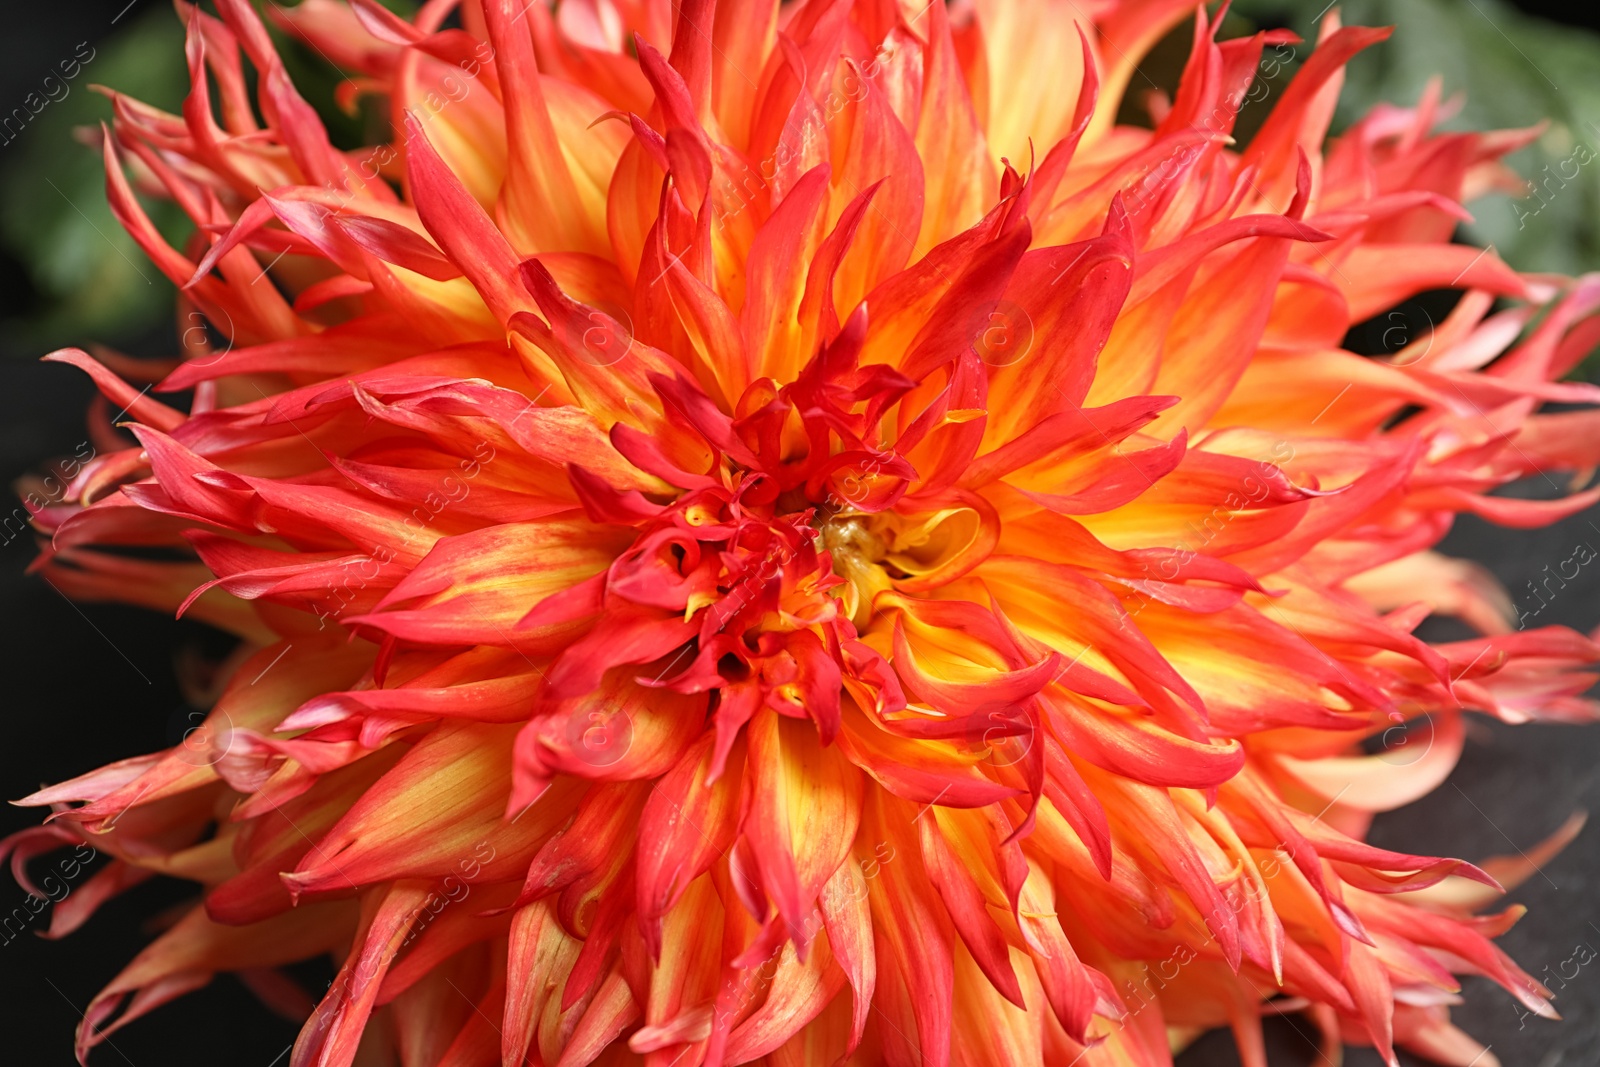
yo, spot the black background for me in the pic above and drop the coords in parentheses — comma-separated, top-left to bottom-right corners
(0, 2, 1596, 1065)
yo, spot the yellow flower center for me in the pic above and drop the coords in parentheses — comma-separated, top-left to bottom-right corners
(817, 514, 895, 625)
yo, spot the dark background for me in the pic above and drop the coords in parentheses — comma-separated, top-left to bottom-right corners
(0, 2, 1597, 1064)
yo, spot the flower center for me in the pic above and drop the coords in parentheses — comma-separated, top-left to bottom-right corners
(817, 513, 894, 625)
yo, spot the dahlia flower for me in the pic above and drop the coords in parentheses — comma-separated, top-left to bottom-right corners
(9, 0, 1600, 1064)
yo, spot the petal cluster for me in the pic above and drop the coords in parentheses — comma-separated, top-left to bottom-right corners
(10, 2, 1600, 1066)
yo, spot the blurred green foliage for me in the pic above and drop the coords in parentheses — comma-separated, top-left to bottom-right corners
(0, 9, 189, 355)
(0, 0, 413, 357)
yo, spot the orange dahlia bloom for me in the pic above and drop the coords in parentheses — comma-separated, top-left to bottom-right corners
(10, 0, 1600, 1064)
